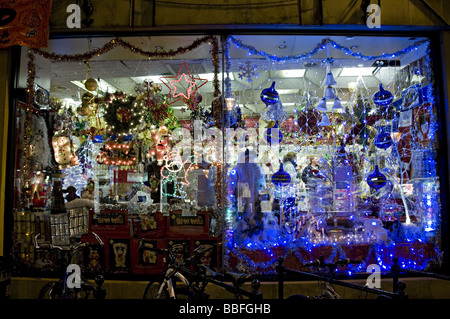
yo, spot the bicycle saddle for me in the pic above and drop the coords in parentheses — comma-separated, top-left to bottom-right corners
(199, 264, 225, 280)
(223, 272, 253, 287)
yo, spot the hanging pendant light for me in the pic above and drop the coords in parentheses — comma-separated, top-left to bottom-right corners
(332, 97, 343, 110)
(324, 71, 337, 87)
(318, 113, 331, 126)
(316, 98, 328, 112)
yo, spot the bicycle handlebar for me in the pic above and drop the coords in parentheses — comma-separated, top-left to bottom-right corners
(138, 239, 214, 264)
(34, 232, 104, 252)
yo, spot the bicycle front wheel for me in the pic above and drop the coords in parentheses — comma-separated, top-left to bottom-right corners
(143, 280, 168, 299)
(143, 280, 190, 299)
(39, 282, 62, 299)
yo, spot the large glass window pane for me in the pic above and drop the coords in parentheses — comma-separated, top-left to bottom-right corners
(223, 35, 442, 274)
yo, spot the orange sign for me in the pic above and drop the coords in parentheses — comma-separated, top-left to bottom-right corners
(0, 0, 52, 48)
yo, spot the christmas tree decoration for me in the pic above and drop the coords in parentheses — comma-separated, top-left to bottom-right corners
(316, 98, 328, 112)
(260, 81, 279, 105)
(324, 86, 336, 100)
(332, 97, 343, 110)
(271, 163, 291, 188)
(77, 92, 94, 116)
(366, 165, 387, 189)
(266, 121, 283, 145)
(160, 152, 195, 199)
(318, 113, 331, 126)
(84, 77, 98, 91)
(96, 141, 138, 166)
(238, 60, 259, 82)
(160, 61, 208, 110)
(324, 71, 337, 87)
(373, 83, 393, 106)
(374, 129, 393, 149)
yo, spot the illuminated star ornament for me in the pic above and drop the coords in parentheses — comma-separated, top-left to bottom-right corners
(160, 61, 208, 110)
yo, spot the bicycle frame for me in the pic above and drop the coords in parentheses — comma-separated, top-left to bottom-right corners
(159, 267, 191, 299)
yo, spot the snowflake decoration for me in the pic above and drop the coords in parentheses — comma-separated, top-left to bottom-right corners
(238, 61, 259, 82)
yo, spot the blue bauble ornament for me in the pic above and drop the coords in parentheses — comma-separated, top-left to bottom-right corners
(266, 121, 283, 145)
(260, 81, 279, 105)
(366, 165, 387, 189)
(373, 84, 393, 106)
(374, 130, 393, 149)
(271, 163, 291, 188)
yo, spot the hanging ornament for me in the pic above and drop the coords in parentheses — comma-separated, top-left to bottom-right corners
(52, 132, 79, 169)
(324, 71, 337, 87)
(238, 61, 259, 82)
(366, 165, 387, 189)
(318, 113, 331, 126)
(374, 129, 393, 149)
(84, 77, 98, 91)
(266, 121, 283, 145)
(316, 98, 328, 112)
(324, 86, 336, 100)
(332, 97, 343, 110)
(373, 83, 393, 106)
(271, 163, 291, 188)
(77, 92, 94, 116)
(260, 81, 279, 105)
(160, 61, 208, 110)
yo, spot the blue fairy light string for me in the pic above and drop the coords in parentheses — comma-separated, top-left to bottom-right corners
(228, 36, 429, 62)
(222, 38, 443, 275)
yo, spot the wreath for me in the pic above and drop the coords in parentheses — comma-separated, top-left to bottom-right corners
(103, 92, 145, 135)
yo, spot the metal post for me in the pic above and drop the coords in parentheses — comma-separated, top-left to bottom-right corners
(276, 257, 285, 300)
(392, 256, 400, 293)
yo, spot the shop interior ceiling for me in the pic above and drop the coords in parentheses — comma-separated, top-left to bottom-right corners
(19, 35, 427, 120)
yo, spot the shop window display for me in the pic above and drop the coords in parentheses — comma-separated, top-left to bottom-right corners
(9, 34, 443, 277)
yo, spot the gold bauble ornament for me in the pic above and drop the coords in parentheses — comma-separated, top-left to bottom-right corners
(84, 78, 98, 91)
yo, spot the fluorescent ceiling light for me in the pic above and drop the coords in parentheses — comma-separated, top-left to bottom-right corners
(131, 76, 164, 84)
(339, 67, 375, 77)
(198, 72, 234, 81)
(281, 69, 306, 78)
(71, 79, 118, 93)
(277, 89, 298, 94)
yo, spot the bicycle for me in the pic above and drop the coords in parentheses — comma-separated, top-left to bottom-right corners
(34, 232, 107, 299)
(141, 240, 262, 299)
(277, 256, 406, 299)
